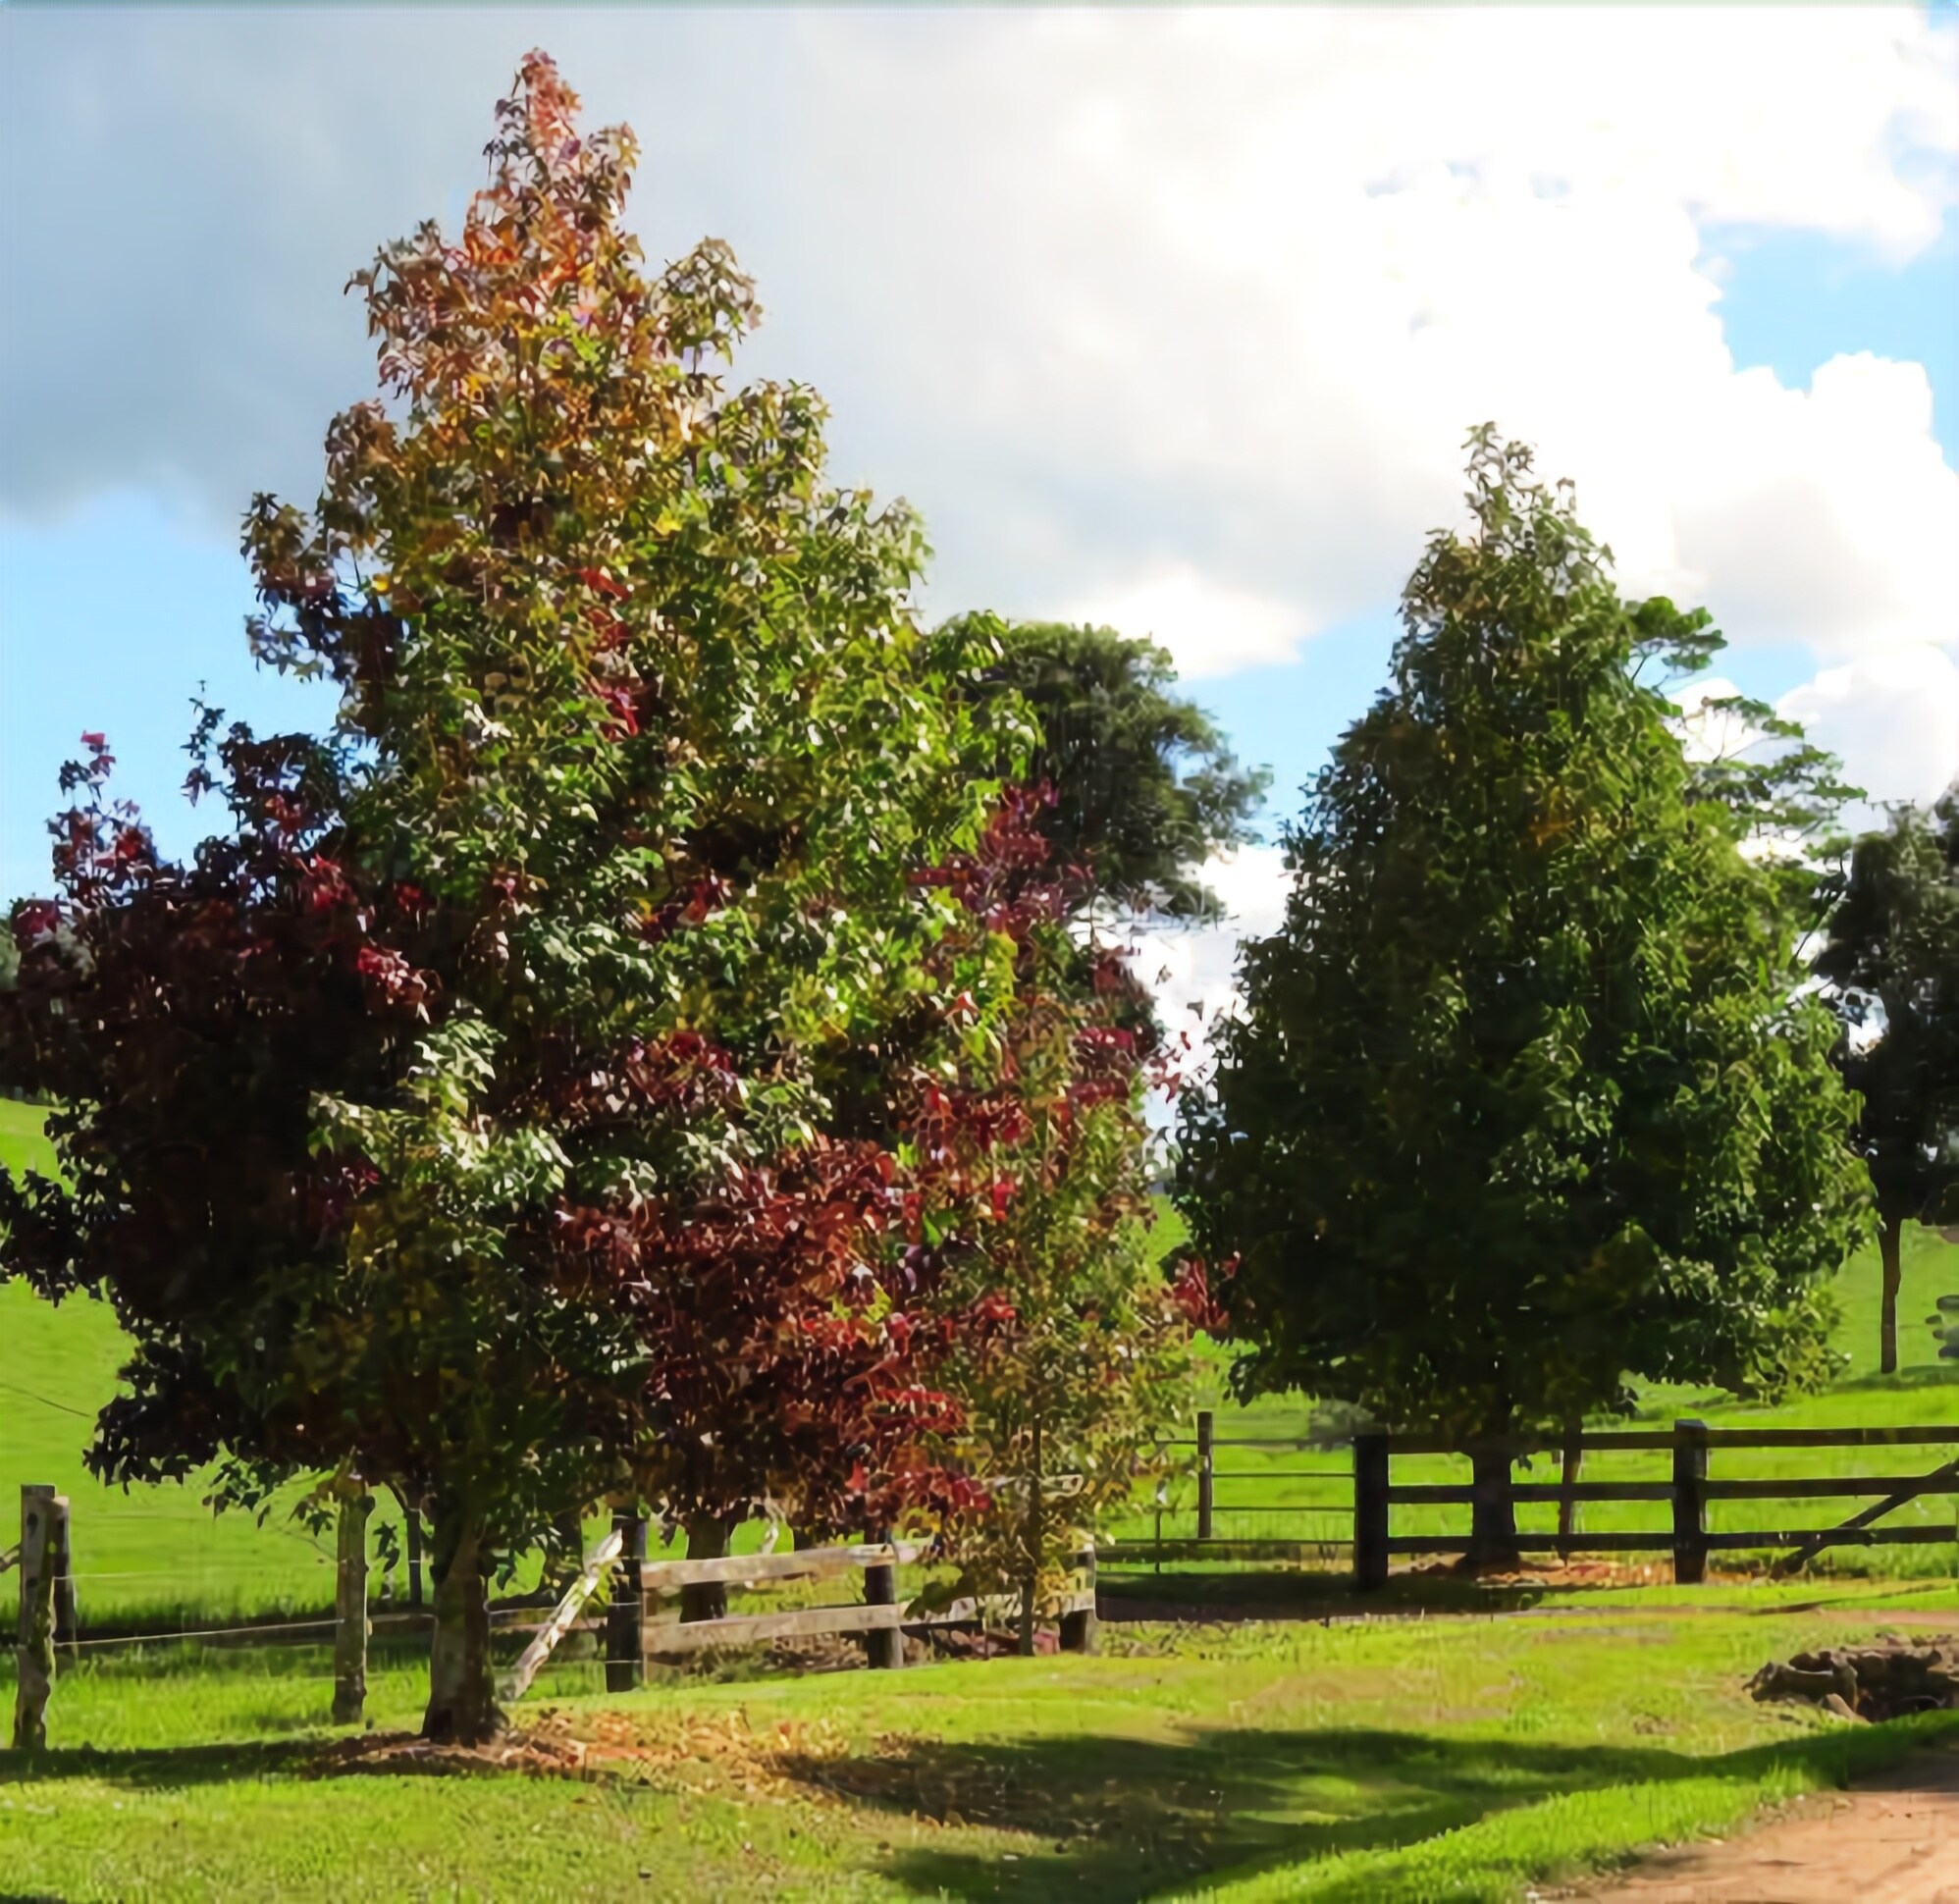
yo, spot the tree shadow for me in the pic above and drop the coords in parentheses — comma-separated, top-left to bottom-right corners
(1825, 1365, 1959, 1395)
(1099, 1569, 1563, 1620)
(779, 1718, 1958, 1904)
(0, 1738, 315, 1790)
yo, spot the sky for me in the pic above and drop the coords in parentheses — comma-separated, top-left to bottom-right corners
(3, 5, 1956, 1036)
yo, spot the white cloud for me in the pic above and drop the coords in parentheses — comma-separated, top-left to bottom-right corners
(1126, 844, 1292, 1123)
(1668, 676, 1758, 764)
(1054, 563, 1309, 678)
(1777, 642, 1959, 815)
(2, 8, 1954, 687)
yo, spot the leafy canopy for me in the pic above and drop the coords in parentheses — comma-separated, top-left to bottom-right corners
(1816, 797, 1959, 1223)
(1176, 427, 1873, 1438)
(935, 617, 1268, 922)
(1813, 796, 1959, 1364)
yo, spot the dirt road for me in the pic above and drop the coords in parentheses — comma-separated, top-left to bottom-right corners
(1564, 1746, 1959, 1903)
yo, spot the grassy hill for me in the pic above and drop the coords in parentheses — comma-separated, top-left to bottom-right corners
(4, 1096, 1955, 1620)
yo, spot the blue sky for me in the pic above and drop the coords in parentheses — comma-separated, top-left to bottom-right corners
(4, 8, 1955, 1020)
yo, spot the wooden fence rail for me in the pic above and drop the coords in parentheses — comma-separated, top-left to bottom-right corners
(1353, 1417, 1959, 1590)
(636, 1539, 1098, 1669)
(1151, 1412, 1959, 1587)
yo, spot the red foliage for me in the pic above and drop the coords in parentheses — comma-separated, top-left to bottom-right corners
(0, 728, 415, 1477)
(1166, 1255, 1236, 1337)
(548, 1134, 1010, 1533)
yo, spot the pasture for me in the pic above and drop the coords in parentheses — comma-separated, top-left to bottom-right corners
(4, 1095, 1958, 1627)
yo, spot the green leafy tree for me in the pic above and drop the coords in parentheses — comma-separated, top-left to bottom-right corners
(1176, 427, 1873, 1568)
(935, 617, 1268, 922)
(1813, 795, 1959, 1371)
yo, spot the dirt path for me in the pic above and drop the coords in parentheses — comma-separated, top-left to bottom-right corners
(1559, 1745, 1959, 1903)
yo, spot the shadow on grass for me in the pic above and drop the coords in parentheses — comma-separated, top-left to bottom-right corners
(1098, 1569, 1556, 1618)
(779, 1715, 1959, 1904)
(0, 1738, 316, 1790)
(1825, 1365, 1959, 1396)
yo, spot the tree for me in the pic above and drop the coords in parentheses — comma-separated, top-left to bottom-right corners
(0, 725, 406, 1496)
(1, 52, 1023, 1742)
(1175, 427, 1873, 1569)
(906, 791, 1204, 1644)
(935, 618, 1268, 923)
(1813, 795, 1959, 1371)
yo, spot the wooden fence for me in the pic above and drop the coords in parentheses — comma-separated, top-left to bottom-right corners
(1355, 1419, 1959, 1589)
(1149, 1411, 1959, 1588)
(630, 1540, 1096, 1668)
(11, 1483, 1098, 1745)
(500, 1526, 1099, 1702)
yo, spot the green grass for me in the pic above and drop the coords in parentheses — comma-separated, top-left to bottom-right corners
(0, 1093, 56, 1180)
(4, 1582, 1955, 1901)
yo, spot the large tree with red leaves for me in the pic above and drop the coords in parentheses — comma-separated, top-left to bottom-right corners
(1, 53, 1030, 1743)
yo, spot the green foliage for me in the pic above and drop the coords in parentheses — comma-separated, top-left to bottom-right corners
(1815, 799, 1959, 1227)
(1177, 426, 1874, 1443)
(935, 616, 1268, 921)
(1815, 796, 1959, 1364)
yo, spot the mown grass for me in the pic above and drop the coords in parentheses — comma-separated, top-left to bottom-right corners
(3, 1582, 1955, 1902)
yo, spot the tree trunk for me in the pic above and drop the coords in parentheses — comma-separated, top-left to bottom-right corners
(421, 1507, 504, 1745)
(1879, 1212, 1904, 1376)
(1457, 1439, 1523, 1574)
(679, 1513, 735, 1625)
(332, 1489, 372, 1726)
(1018, 1418, 1044, 1659)
(404, 1494, 425, 1612)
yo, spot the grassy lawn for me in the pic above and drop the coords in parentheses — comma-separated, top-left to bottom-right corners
(4, 1581, 1955, 1902)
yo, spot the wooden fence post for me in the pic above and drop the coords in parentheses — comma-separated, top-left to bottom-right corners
(1672, 1418, 1709, 1586)
(864, 1527, 905, 1669)
(1557, 1420, 1583, 1548)
(1196, 1409, 1215, 1541)
(48, 1494, 77, 1655)
(405, 1498, 425, 1613)
(1059, 1543, 1098, 1655)
(606, 1510, 647, 1693)
(332, 1487, 373, 1724)
(1353, 1434, 1390, 1592)
(13, 1486, 59, 1752)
